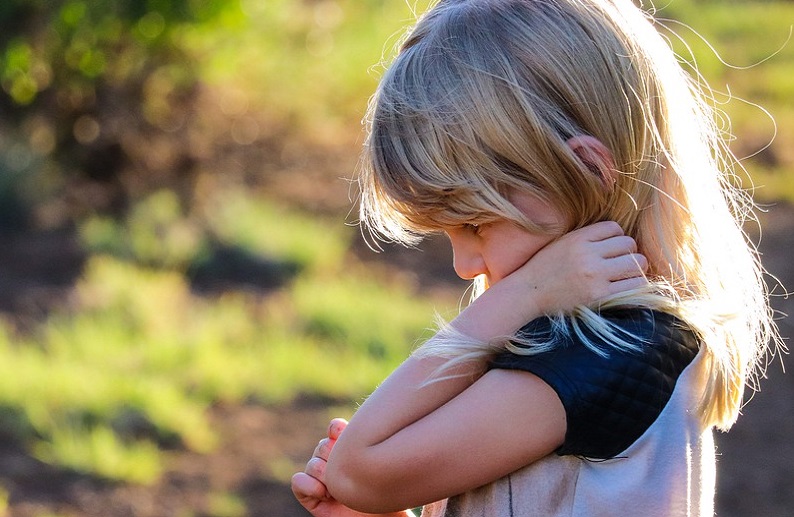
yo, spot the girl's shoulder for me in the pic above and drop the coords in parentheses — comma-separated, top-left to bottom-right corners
(512, 308, 699, 353)
(490, 309, 700, 459)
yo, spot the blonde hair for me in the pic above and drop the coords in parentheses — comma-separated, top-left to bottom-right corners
(358, 0, 781, 430)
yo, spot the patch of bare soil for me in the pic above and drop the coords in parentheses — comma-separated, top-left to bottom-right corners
(0, 203, 791, 517)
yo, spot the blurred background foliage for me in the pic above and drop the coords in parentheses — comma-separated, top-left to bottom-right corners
(0, 0, 455, 489)
(0, 0, 791, 506)
(0, 0, 423, 234)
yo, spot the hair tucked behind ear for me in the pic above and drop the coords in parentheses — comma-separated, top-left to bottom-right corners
(358, 0, 782, 430)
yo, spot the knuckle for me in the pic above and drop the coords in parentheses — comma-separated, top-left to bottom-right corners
(581, 262, 600, 279)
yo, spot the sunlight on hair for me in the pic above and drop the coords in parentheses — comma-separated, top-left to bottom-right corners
(357, 0, 784, 431)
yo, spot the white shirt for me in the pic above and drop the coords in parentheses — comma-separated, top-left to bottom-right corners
(421, 351, 715, 517)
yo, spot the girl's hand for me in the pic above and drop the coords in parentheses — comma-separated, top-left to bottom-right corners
(291, 418, 353, 516)
(292, 419, 414, 517)
(520, 220, 649, 314)
(451, 221, 647, 342)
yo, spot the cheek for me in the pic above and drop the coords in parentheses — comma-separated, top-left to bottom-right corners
(514, 237, 554, 269)
(489, 234, 555, 280)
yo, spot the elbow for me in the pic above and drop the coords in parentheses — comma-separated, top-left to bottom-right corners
(323, 461, 364, 509)
(325, 453, 404, 514)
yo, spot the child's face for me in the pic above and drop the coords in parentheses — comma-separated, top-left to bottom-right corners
(444, 191, 566, 287)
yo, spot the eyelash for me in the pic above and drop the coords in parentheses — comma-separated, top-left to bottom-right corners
(463, 223, 481, 234)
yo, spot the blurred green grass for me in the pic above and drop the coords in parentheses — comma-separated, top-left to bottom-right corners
(656, 0, 794, 200)
(0, 0, 791, 486)
(1, 190, 446, 483)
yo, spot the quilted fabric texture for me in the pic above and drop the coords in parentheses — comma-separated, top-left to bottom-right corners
(490, 309, 700, 460)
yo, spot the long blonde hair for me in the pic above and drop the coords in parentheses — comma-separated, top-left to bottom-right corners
(358, 0, 780, 430)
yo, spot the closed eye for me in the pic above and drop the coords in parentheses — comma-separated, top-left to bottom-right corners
(454, 219, 497, 237)
(462, 223, 481, 235)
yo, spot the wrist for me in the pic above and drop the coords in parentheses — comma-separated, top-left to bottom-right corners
(451, 274, 544, 342)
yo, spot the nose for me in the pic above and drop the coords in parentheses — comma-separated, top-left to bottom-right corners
(448, 233, 486, 280)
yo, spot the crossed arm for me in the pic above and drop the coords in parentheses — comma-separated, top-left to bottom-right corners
(292, 222, 648, 516)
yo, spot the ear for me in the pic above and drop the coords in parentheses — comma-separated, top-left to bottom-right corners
(566, 135, 617, 191)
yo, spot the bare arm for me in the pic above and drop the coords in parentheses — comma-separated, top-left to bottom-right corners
(293, 474, 415, 517)
(292, 419, 416, 517)
(328, 363, 565, 512)
(324, 222, 647, 512)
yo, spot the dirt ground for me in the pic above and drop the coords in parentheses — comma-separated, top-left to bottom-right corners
(710, 203, 794, 517)
(0, 202, 791, 517)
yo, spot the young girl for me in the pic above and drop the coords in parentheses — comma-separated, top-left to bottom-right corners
(292, 0, 780, 515)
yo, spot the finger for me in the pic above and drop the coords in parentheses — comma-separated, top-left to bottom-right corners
(594, 235, 638, 258)
(305, 456, 327, 482)
(328, 418, 348, 440)
(312, 438, 335, 461)
(633, 253, 649, 273)
(580, 220, 624, 241)
(608, 275, 650, 294)
(291, 472, 329, 508)
(604, 253, 648, 280)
